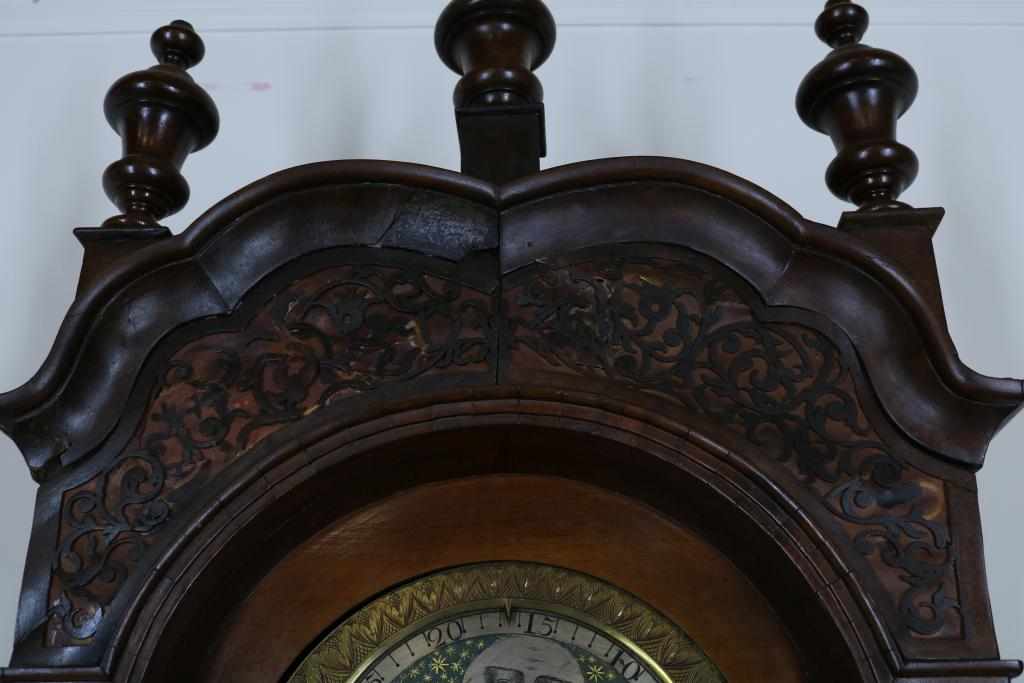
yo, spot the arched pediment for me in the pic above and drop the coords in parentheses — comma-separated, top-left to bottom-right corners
(2, 158, 1021, 682)
(4, 1, 1023, 680)
(0, 158, 1017, 480)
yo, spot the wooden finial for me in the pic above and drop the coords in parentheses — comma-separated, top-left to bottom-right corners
(101, 20, 219, 227)
(796, 1, 919, 211)
(435, 0, 555, 108)
(435, 0, 556, 184)
(815, 0, 869, 48)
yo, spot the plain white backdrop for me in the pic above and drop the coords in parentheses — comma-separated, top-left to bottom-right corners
(0, 0, 1022, 667)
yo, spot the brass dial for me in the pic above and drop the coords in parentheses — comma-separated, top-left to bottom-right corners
(287, 563, 725, 683)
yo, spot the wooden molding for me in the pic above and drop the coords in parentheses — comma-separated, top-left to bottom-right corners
(2, 159, 1019, 482)
(2, 4, 1022, 681)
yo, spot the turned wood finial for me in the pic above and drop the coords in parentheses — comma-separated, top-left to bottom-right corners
(435, 0, 556, 108)
(101, 20, 219, 227)
(796, 1, 919, 211)
(435, 0, 556, 184)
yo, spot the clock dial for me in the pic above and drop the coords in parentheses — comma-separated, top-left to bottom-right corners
(287, 563, 725, 683)
(352, 603, 665, 683)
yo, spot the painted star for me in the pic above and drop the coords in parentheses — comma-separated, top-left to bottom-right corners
(431, 656, 449, 674)
(586, 665, 606, 682)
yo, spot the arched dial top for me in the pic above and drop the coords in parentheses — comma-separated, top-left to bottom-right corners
(287, 563, 725, 683)
(345, 604, 669, 683)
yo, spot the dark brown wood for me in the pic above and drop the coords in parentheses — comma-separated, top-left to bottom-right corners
(1, 5, 1022, 683)
(435, 0, 555, 183)
(68, 22, 221, 301)
(114, 414, 869, 683)
(198, 475, 806, 681)
(4, 159, 1011, 481)
(0, 157, 1020, 681)
(796, 1, 920, 210)
(101, 20, 218, 227)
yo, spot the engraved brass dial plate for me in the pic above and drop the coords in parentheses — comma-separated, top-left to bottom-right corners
(286, 563, 725, 683)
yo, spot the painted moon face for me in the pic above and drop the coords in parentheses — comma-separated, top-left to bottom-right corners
(462, 635, 584, 683)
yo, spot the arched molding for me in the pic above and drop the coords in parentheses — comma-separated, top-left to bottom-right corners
(2, 159, 1020, 682)
(0, 159, 1016, 482)
(106, 396, 879, 682)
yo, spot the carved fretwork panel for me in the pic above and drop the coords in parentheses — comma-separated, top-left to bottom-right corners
(41, 242, 964, 662)
(501, 246, 960, 644)
(48, 253, 497, 647)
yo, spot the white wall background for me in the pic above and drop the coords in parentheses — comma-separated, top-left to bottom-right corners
(0, 0, 1022, 667)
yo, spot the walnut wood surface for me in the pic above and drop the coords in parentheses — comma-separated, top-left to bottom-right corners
(116, 419, 863, 682)
(436, 0, 554, 182)
(2, 159, 1018, 480)
(797, 1, 920, 210)
(101, 20, 218, 227)
(1, 2, 1022, 681)
(0, 159, 1021, 682)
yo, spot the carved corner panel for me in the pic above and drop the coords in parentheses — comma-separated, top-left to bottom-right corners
(41, 242, 960, 666)
(48, 253, 498, 647)
(501, 246, 959, 643)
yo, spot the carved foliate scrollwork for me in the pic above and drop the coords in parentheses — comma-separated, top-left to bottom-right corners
(46, 245, 958, 649)
(48, 260, 496, 645)
(503, 249, 959, 640)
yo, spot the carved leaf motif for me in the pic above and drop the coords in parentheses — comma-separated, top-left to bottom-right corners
(47, 261, 496, 646)
(504, 251, 959, 639)
(44, 246, 958, 649)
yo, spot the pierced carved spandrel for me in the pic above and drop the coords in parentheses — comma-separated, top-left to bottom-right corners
(47, 261, 497, 647)
(502, 249, 960, 641)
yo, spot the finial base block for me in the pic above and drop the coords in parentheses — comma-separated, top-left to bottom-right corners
(456, 104, 545, 184)
(73, 226, 172, 296)
(436, 0, 556, 184)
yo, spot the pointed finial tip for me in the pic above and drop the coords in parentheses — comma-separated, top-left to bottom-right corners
(816, 1, 869, 48)
(150, 19, 205, 69)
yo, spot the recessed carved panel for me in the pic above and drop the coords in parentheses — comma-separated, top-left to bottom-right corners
(502, 248, 959, 641)
(43, 244, 961, 653)
(47, 258, 497, 646)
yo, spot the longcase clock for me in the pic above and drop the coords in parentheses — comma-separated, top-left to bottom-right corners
(0, 2, 1021, 682)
